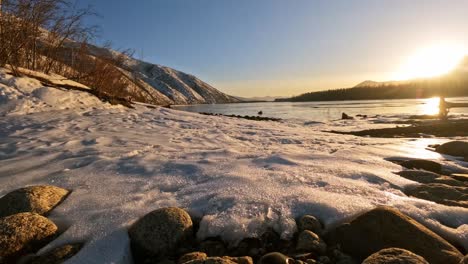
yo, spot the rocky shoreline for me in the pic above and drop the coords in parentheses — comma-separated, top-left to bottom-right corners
(1, 141, 468, 264)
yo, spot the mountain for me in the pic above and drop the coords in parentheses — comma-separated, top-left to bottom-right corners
(277, 56, 468, 102)
(65, 43, 241, 105)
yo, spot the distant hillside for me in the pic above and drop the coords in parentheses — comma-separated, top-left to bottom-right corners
(277, 58, 468, 102)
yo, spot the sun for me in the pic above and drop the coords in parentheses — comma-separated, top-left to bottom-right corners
(393, 45, 466, 80)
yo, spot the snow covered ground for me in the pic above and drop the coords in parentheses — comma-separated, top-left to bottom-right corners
(1, 70, 467, 263)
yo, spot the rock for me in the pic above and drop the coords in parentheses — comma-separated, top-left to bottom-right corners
(460, 255, 468, 264)
(260, 229, 282, 252)
(0, 185, 70, 218)
(0, 212, 58, 261)
(342, 113, 354, 120)
(230, 237, 262, 258)
(26, 243, 83, 264)
(179, 252, 208, 264)
(317, 256, 331, 264)
(296, 230, 327, 254)
(199, 239, 226, 257)
(258, 252, 294, 264)
(325, 206, 463, 264)
(362, 248, 429, 264)
(436, 141, 468, 157)
(297, 215, 323, 235)
(128, 207, 193, 260)
(404, 183, 468, 208)
(400, 159, 442, 174)
(452, 174, 468, 182)
(332, 249, 357, 264)
(223, 256, 253, 264)
(183, 257, 237, 264)
(397, 170, 466, 186)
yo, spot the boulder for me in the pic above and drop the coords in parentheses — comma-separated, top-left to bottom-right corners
(128, 207, 193, 260)
(400, 160, 442, 174)
(325, 206, 463, 264)
(296, 230, 326, 254)
(26, 243, 83, 264)
(179, 252, 208, 264)
(258, 252, 294, 264)
(436, 141, 468, 157)
(0, 185, 70, 218)
(362, 248, 428, 264)
(297, 215, 323, 235)
(404, 183, 468, 208)
(0, 212, 58, 261)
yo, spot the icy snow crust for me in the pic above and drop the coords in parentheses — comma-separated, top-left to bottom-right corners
(0, 72, 467, 263)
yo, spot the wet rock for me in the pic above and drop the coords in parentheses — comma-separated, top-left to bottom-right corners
(199, 239, 226, 257)
(26, 243, 83, 264)
(436, 141, 468, 157)
(128, 207, 193, 260)
(179, 252, 208, 264)
(258, 252, 294, 264)
(400, 160, 442, 174)
(0, 185, 70, 218)
(296, 230, 327, 254)
(297, 215, 323, 235)
(404, 183, 468, 208)
(325, 206, 463, 264)
(397, 170, 466, 186)
(362, 248, 429, 264)
(0, 212, 58, 261)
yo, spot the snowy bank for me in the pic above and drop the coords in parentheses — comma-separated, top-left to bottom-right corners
(0, 70, 467, 263)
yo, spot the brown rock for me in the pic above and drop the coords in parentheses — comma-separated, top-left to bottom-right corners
(404, 183, 468, 208)
(452, 174, 468, 182)
(400, 160, 442, 174)
(128, 207, 193, 260)
(397, 170, 466, 186)
(258, 252, 294, 264)
(183, 257, 237, 264)
(26, 243, 83, 264)
(179, 252, 208, 264)
(199, 239, 226, 257)
(0, 185, 70, 218)
(0, 212, 58, 261)
(297, 215, 323, 235)
(436, 141, 468, 157)
(325, 206, 463, 264)
(296, 230, 326, 254)
(362, 248, 428, 264)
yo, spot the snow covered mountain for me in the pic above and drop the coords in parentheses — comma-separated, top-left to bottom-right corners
(74, 44, 241, 105)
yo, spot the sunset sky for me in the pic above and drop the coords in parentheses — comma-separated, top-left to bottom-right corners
(81, 0, 468, 97)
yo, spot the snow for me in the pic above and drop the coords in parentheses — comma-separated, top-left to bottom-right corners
(0, 70, 467, 263)
(0, 69, 119, 116)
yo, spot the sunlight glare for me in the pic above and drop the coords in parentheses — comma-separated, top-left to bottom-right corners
(421, 97, 440, 115)
(393, 45, 466, 80)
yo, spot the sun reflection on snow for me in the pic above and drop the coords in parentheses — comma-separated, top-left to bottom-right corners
(420, 97, 440, 115)
(397, 138, 445, 160)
